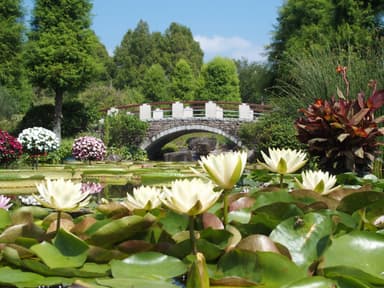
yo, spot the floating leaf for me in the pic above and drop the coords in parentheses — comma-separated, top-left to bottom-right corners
(337, 191, 384, 213)
(88, 215, 154, 247)
(0, 209, 11, 230)
(286, 276, 337, 287)
(319, 231, 384, 285)
(212, 249, 306, 287)
(236, 234, 280, 254)
(0, 266, 65, 288)
(111, 252, 187, 280)
(270, 212, 333, 269)
(97, 278, 179, 288)
(0, 222, 46, 243)
(202, 212, 224, 230)
(31, 229, 88, 269)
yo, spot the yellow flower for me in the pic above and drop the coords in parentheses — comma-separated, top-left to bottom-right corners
(259, 148, 307, 174)
(123, 185, 162, 210)
(161, 178, 222, 216)
(34, 178, 90, 211)
(197, 151, 248, 190)
(296, 170, 341, 195)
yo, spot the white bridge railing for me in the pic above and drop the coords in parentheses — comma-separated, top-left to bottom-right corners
(105, 101, 271, 122)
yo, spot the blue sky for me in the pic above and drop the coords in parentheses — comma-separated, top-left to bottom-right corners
(24, 0, 284, 62)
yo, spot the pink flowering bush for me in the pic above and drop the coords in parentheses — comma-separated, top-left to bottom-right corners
(0, 130, 23, 166)
(72, 136, 106, 162)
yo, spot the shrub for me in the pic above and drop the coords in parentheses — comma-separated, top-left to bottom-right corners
(239, 112, 304, 160)
(0, 130, 23, 167)
(17, 127, 59, 155)
(72, 136, 106, 162)
(295, 66, 384, 175)
(45, 138, 74, 164)
(103, 112, 149, 148)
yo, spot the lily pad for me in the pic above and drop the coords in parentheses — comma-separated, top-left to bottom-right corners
(111, 252, 187, 280)
(30, 229, 89, 269)
(269, 212, 333, 269)
(212, 249, 306, 287)
(88, 215, 154, 247)
(319, 231, 384, 285)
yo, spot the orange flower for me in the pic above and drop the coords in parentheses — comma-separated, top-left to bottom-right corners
(336, 65, 347, 74)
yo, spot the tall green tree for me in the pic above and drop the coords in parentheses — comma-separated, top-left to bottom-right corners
(268, 0, 383, 79)
(0, 0, 32, 113)
(235, 59, 273, 103)
(0, 0, 24, 89)
(163, 22, 204, 76)
(142, 64, 169, 102)
(113, 21, 204, 92)
(25, 0, 102, 140)
(197, 57, 241, 102)
(113, 20, 153, 89)
(169, 59, 196, 101)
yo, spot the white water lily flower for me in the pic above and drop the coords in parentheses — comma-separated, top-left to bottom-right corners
(196, 151, 248, 190)
(161, 178, 222, 216)
(296, 170, 341, 195)
(123, 185, 162, 210)
(34, 178, 90, 211)
(259, 148, 307, 175)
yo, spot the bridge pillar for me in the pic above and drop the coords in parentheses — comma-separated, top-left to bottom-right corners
(239, 103, 254, 120)
(172, 102, 184, 118)
(140, 104, 152, 120)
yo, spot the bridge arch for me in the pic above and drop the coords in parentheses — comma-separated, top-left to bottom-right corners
(141, 123, 243, 160)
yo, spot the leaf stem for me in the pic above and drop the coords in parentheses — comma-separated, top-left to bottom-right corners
(56, 210, 61, 234)
(189, 215, 197, 255)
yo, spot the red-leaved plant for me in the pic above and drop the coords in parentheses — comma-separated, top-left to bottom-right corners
(295, 66, 384, 175)
(0, 130, 23, 167)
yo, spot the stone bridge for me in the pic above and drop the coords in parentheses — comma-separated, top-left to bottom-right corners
(107, 101, 271, 159)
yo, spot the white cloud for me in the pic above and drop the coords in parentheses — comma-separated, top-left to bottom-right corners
(194, 35, 267, 63)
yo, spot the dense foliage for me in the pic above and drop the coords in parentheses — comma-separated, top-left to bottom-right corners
(113, 20, 203, 91)
(197, 57, 241, 102)
(0, 0, 24, 91)
(103, 112, 149, 149)
(268, 0, 384, 78)
(15, 101, 95, 138)
(239, 112, 304, 159)
(25, 0, 103, 139)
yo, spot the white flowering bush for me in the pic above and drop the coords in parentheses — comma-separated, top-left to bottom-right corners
(17, 127, 59, 155)
(72, 136, 106, 161)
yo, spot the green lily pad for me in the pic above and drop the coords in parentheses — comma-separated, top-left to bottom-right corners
(212, 249, 306, 287)
(97, 278, 179, 288)
(253, 191, 295, 210)
(286, 276, 337, 287)
(22, 259, 110, 278)
(30, 229, 89, 269)
(88, 215, 154, 247)
(0, 208, 11, 230)
(269, 212, 333, 269)
(111, 252, 187, 280)
(319, 231, 384, 285)
(0, 266, 66, 288)
(337, 191, 384, 213)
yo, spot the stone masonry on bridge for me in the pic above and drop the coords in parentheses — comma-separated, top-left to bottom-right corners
(133, 101, 265, 159)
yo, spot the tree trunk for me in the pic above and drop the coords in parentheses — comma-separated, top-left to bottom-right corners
(53, 89, 63, 143)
